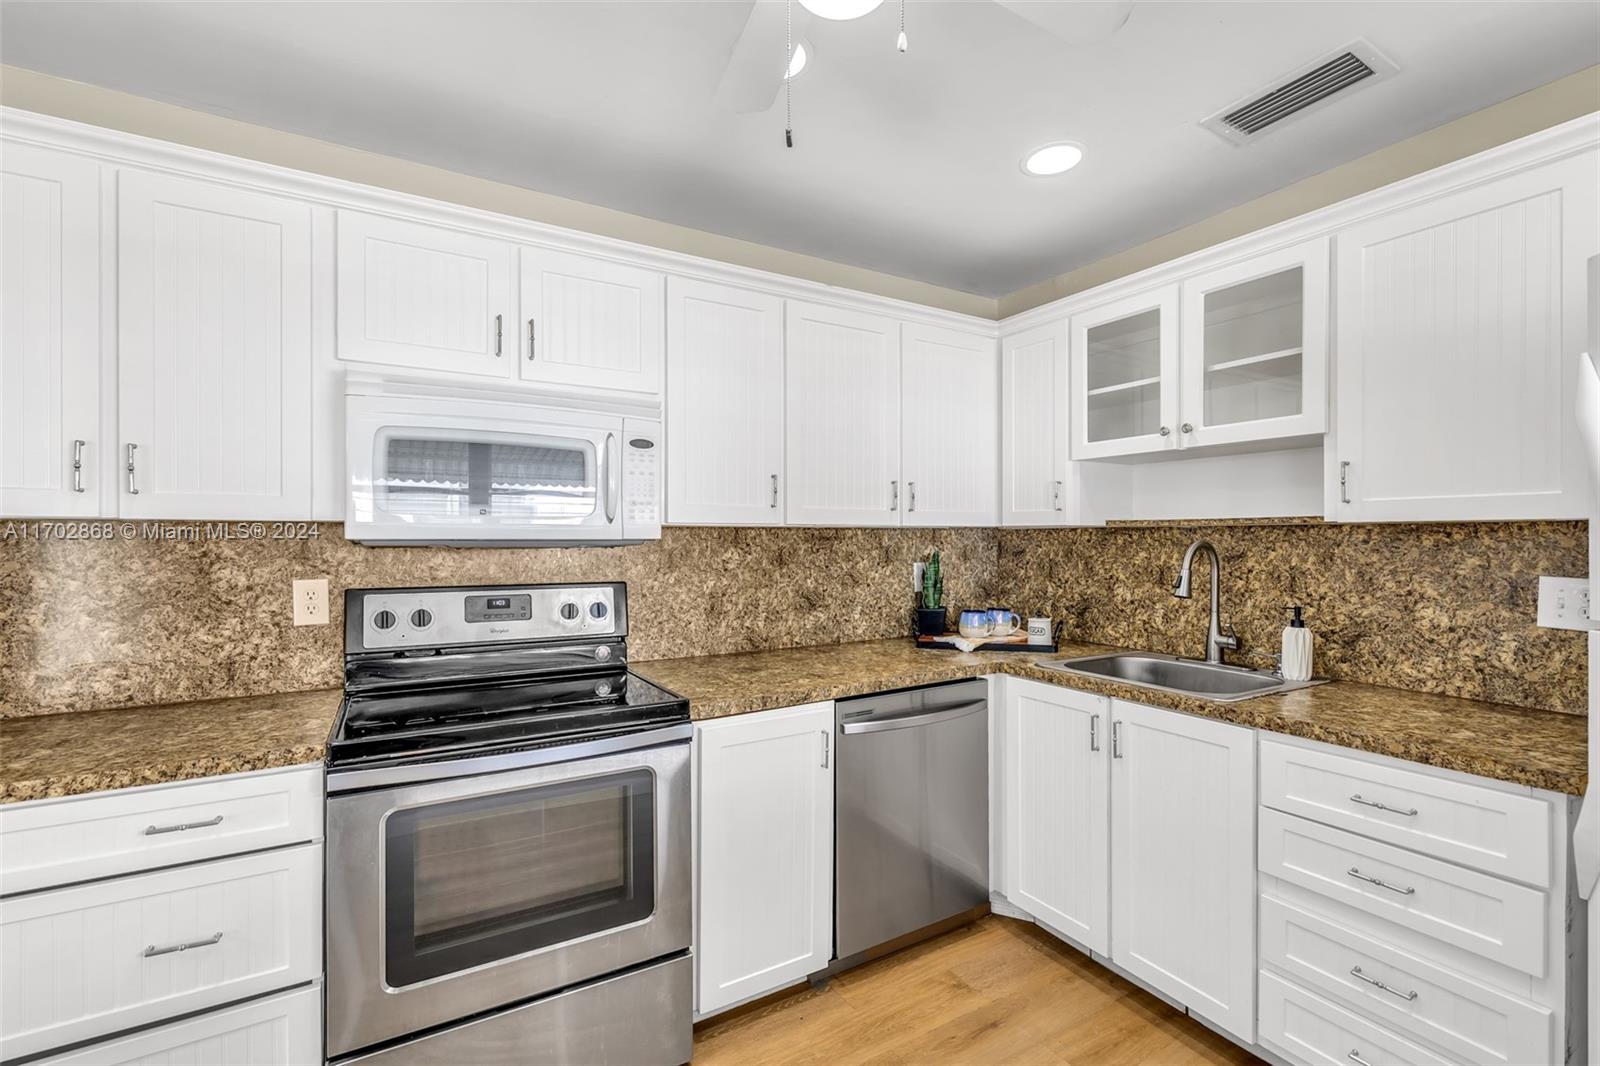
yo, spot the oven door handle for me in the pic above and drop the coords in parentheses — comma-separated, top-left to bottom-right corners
(603, 432, 619, 525)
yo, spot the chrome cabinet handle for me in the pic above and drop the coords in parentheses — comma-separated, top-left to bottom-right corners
(1350, 965, 1418, 1001)
(494, 314, 503, 356)
(1181, 422, 1193, 433)
(820, 730, 830, 769)
(144, 931, 223, 958)
(144, 814, 224, 836)
(1053, 480, 1062, 511)
(1158, 426, 1170, 437)
(908, 481, 916, 512)
(125, 443, 140, 495)
(528, 318, 537, 360)
(1348, 1051, 1375, 1066)
(1089, 713, 1100, 752)
(1351, 794, 1418, 817)
(770, 473, 779, 508)
(1340, 460, 1351, 504)
(1111, 720, 1123, 759)
(71, 439, 86, 492)
(1348, 867, 1415, 895)
(603, 433, 618, 524)
(890, 480, 898, 511)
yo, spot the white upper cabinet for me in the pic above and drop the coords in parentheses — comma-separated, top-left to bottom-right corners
(665, 278, 784, 524)
(118, 171, 312, 520)
(900, 323, 998, 526)
(1179, 237, 1328, 449)
(1332, 155, 1597, 522)
(519, 247, 664, 395)
(335, 211, 514, 377)
(784, 300, 902, 526)
(1071, 286, 1181, 459)
(0, 142, 101, 518)
(1001, 321, 1073, 526)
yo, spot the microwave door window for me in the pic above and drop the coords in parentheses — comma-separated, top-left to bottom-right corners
(376, 435, 598, 521)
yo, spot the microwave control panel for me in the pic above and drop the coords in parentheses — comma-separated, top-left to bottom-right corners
(622, 418, 662, 538)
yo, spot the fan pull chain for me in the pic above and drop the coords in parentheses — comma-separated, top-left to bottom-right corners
(785, 0, 794, 148)
(897, 0, 907, 52)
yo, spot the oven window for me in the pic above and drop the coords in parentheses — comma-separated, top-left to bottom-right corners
(375, 434, 597, 520)
(383, 770, 655, 987)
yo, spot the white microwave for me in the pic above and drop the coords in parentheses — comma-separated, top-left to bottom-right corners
(345, 378, 661, 546)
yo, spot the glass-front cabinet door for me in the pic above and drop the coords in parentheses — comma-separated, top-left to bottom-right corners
(1070, 287, 1180, 459)
(1178, 237, 1328, 449)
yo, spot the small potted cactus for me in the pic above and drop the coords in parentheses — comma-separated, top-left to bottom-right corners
(916, 550, 947, 636)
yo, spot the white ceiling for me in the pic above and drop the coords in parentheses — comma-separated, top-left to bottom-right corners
(2, 1, 1596, 297)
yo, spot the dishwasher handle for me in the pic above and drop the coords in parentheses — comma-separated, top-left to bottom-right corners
(839, 699, 986, 735)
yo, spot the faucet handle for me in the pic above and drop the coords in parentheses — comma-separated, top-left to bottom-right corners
(1219, 622, 1241, 651)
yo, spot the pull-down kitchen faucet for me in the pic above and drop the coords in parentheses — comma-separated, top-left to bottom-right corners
(1172, 539, 1240, 665)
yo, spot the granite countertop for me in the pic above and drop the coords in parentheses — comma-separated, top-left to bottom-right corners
(634, 638, 1589, 796)
(0, 688, 343, 805)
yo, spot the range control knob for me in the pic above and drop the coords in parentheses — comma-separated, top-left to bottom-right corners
(372, 609, 397, 631)
(558, 601, 580, 622)
(595, 645, 612, 662)
(410, 608, 434, 629)
(589, 601, 609, 620)
(594, 679, 614, 697)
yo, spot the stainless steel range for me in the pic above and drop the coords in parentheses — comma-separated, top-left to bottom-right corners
(324, 583, 691, 1066)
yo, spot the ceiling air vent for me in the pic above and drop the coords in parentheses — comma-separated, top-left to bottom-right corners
(1202, 40, 1397, 145)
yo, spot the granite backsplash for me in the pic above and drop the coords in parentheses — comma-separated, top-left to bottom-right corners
(0, 519, 1586, 718)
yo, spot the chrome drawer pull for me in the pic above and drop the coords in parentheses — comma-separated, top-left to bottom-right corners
(143, 814, 224, 835)
(143, 931, 223, 958)
(1351, 794, 1418, 816)
(1089, 713, 1100, 752)
(1348, 1051, 1374, 1066)
(71, 439, 86, 492)
(1350, 965, 1418, 1002)
(1348, 866, 1415, 895)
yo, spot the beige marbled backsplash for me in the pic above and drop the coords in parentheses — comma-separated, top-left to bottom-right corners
(0, 525, 995, 717)
(997, 521, 1588, 715)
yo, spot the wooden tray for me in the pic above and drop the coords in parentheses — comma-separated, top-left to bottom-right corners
(915, 632, 1056, 653)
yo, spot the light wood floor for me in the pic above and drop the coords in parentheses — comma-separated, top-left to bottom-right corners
(694, 916, 1264, 1066)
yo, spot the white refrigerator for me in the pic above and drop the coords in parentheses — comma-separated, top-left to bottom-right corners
(1577, 254, 1599, 1064)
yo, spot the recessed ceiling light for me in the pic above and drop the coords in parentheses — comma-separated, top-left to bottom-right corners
(1022, 142, 1085, 177)
(786, 41, 810, 79)
(799, 0, 883, 21)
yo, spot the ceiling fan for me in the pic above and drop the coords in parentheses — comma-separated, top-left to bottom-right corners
(713, 0, 1135, 115)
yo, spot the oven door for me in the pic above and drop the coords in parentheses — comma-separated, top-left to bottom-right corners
(345, 391, 627, 543)
(325, 731, 691, 1058)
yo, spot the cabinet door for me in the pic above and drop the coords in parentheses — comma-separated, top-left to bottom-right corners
(520, 247, 664, 394)
(1333, 155, 1597, 521)
(696, 702, 833, 1016)
(336, 210, 514, 376)
(665, 278, 784, 524)
(1000, 321, 1070, 525)
(1070, 286, 1179, 459)
(901, 323, 998, 526)
(118, 171, 311, 520)
(1110, 699, 1255, 1043)
(0, 142, 101, 518)
(1002, 679, 1109, 955)
(784, 300, 901, 526)
(1179, 237, 1328, 449)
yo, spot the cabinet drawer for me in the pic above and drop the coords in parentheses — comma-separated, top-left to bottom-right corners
(1258, 809, 1546, 976)
(0, 845, 321, 1061)
(1260, 894, 1552, 1066)
(1259, 970, 1451, 1066)
(36, 985, 321, 1066)
(0, 765, 322, 896)
(1260, 739, 1551, 887)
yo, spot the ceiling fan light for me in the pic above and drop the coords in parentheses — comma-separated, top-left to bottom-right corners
(1022, 143, 1085, 176)
(799, 0, 884, 20)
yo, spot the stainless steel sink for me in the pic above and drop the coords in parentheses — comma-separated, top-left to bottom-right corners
(1034, 652, 1324, 702)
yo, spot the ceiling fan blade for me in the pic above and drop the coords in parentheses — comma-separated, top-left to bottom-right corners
(715, 0, 813, 114)
(991, 0, 1134, 44)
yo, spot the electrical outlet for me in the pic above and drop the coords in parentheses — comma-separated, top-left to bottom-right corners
(1536, 575, 1593, 631)
(913, 562, 926, 592)
(293, 578, 330, 626)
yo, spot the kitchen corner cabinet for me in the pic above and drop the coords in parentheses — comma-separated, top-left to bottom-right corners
(518, 246, 664, 394)
(695, 702, 834, 1017)
(335, 211, 515, 376)
(0, 141, 101, 518)
(1331, 155, 1598, 521)
(1001, 320, 1074, 525)
(118, 170, 312, 520)
(1110, 699, 1256, 1044)
(784, 300, 902, 526)
(665, 278, 785, 524)
(900, 323, 998, 526)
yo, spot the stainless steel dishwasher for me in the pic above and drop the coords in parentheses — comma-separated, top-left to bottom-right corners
(834, 678, 989, 963)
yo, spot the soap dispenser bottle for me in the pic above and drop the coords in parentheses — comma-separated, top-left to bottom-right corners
(1281, 606, 1313, 682)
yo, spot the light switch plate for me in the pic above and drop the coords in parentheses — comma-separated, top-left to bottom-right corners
(293, 578, 330, 626)
(1536, 575, 1593, 630)
(912, 562, 926, 592)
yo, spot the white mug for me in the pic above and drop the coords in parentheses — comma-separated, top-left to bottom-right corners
(1027, 617, 1052, 645)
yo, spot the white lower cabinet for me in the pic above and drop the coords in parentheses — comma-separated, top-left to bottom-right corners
(36, 985, 321, 1066)
(695, 702, 834, 1017)
(1259, 970, 1452, 1066)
